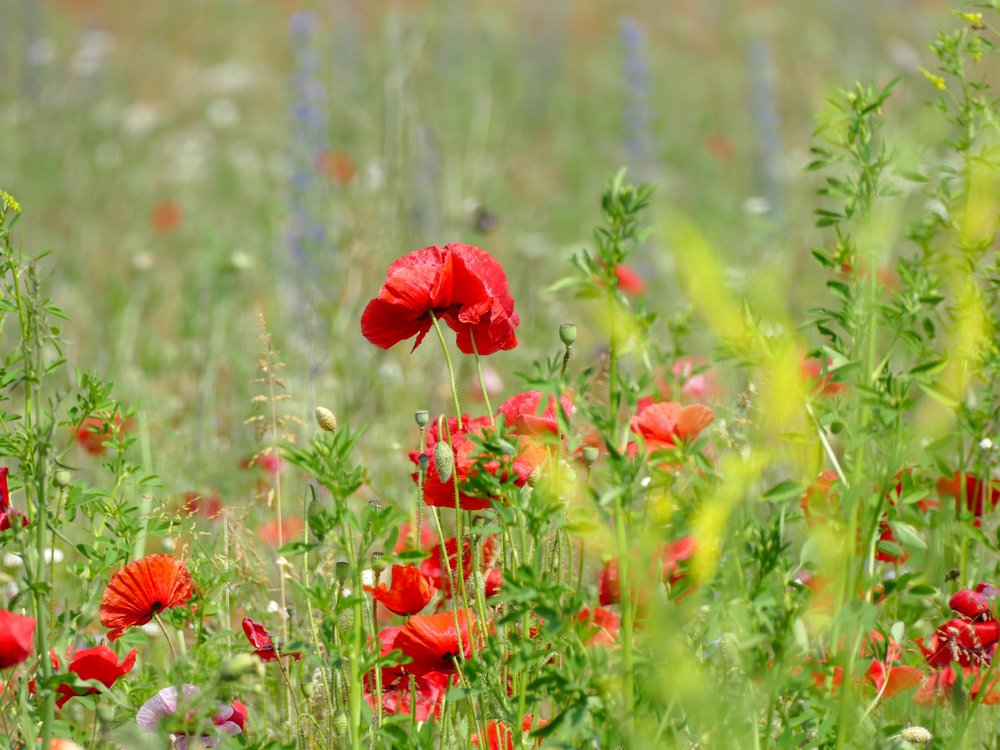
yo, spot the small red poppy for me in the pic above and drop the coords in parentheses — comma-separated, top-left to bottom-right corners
(497, 390, 574, 436)
(99, 554, 194, 640)
(393, 610, 475, 676)
(0, 467, 28, 531)
(48, 645, 137, 708)
(242, 617, 301, 661)
(181, 491, 223, 519)
(629, 401, 714, 453)
(0, 609, 35, 668)
(361, 243, 519, 356)
(420, 535, 497, 596)
(74, 414, 130, 456)
(471, 716, 543, 750)
(365, 565, 436, 616)
(151, 200, 183, 233)
(614, 264, 647, 295)
(936, 471, 1000, 520)
(864, 658, 922, 698)
(801, 356, 846, 396)
(578, 607, 620, 646)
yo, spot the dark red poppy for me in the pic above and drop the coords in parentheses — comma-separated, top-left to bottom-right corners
(223, 700, 248, 732)
(950, 584, 998, 622)
(410, 415, 541, 511)
(497, 390, 574, 436)
(242, 617, 301, 661)
(629, 401, 714, 453)
(361, 243, 519, 356)
(936, 471, 1000, 521)
(393, 610, 475, 675)
(74, 414, 130, 456)
(49, 646, 137, 708)
(151, 200, 183, 233)
(0, 609, 35, 668)
(99, 554, 194, 640)
(365, 565, 436, 616)
(0, 468, 28, 531)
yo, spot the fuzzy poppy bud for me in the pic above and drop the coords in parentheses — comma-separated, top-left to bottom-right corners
(582, 445, 599, 466)
(434, 442, 454, 483)
(526, 465, 543, 487)
(414, 410, 430, 428)
(337, 607, 355, 636)
(559, 323, 577, 347)
(315, 407, 337, 433)
(370, 551, 386, 574)
(96, 705, 115, 725)
(333, 711, 350, 736)
(465, 571, 486, 601)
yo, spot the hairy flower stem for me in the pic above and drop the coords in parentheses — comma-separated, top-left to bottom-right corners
(153, 612, 178, 663)
(429, 312, 463, 430)
(469, 328, 495, 426)
(614, 494, 636, 745)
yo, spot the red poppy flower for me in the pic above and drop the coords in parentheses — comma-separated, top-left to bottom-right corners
(483, 568, 503, 599)
(0, 468, 28, 531)
(242, 617, 301, 661)
(257, 517, 305, 546)
(0, 609, 35, 668)
(864, 658, 922, 698)
(393, 521, 437, 553)
(599, 537, 696, 606)
(578, 607, 620, 646)
(393, 610, 475, 675)
(801, 356, 845, 396)
(420, 535, 497, 596)
(314, 149, 356, 184)
(497, 390, 574, 436)
(410, 415, 541, 511)
(919, 618, 999, 668)
(936, 471, 1000, 521)
(48, 645, 137, 708)
(74, 414, 130, 456)
(99, 554, 194, 641)
(614, 264, 647, 295)
(950, 584, 998, 622)
(874, 521, 908, 564)
(181, 491, 223, 519)
(471, 716, 543, 750)
(151, 200, 183, 233)
(361, 243, 519, 356)
(629, 401, 714, 453)
(366, 661, 449, 722)
(365, 565, 436, 616)
(914, 664, 1000, 706)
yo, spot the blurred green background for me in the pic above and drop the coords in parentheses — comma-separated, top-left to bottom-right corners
(0, 0, 954, 501)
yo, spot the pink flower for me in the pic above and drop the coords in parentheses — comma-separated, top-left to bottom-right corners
(136, 685, 245, 748)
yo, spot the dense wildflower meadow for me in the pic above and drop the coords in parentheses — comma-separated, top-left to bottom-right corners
(1, 2, 1000, 749)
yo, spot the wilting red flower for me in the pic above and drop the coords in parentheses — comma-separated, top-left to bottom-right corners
(614, 264, 647, 295)
(629, 401, 714, 454)
(802, 356, 845, 396)
(578, 607, 620, 646)
(47, 645, 137, 708)
(393, 610, 475, 675)
(257, 517, 305, 546)
(950, 584, 998, 622)
(864, 658, 922, 698)
(181, 491, 223, 520)
(0, 467, 28, 531)
(361, 243, 519, 356)
(0, 609, 35, 668)
(599, 537, 697, 606)
(151, 200, 183, 233)
(411, 415, 541, 511)
(365, 565, 436, 616)
(936, 472, 1000, 521)
(242, 617, 301, 662)
(99, 554, 194, 640)
(497, 390, 574, 436)
(74, 414, 130, 456)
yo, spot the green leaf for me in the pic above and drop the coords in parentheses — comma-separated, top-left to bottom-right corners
(762, 480, 804, 502)
(890, 521, 927, 551)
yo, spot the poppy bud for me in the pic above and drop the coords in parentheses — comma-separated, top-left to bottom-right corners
(220, 653, 261, 681)
(465, 571, 486, 601)
(315, 407, 337, 433)
(418, 453, 430, 473)
(338, 607, 355, 635)
(414, 410, 430, 428)
(333, 711, 350, 736)
(96, 705, 115, 725)
(527, 465, 543, 487)
(300, 680, 315, 698)
(370, 551, 386, 574)
(434, 442, 454, 483)
(54, 470, 72, 488)
(559, 323, 577, 347)
(335, 561, 350, 583)
(581, 446, 599, 466)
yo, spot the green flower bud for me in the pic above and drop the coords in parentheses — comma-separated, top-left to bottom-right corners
(219, 653, 261, 681)
(333, 711, 350, 736)
(338, 607, 355, 635)
(370, 551, 386, 573)
(54, 470, 72, 488)
(434, 442, 454, 483)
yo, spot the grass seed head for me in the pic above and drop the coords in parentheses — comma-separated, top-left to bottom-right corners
(315, 406, 337, 432)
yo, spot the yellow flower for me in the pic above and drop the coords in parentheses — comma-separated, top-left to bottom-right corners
(0, 190, 21, 214)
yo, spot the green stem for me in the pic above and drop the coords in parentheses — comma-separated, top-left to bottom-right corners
(429, 312, 462, 430)
(469, 327, 495, 426)
(614, 494, 635, 746)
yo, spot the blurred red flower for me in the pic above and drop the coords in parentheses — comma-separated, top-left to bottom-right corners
(0, 609, 35, 668)
(393, 610, 475, 675)
(420, 535, 497, 597)
(181, 491, 223, 520)
(801, 356, 845, 396)
(257, 517, 305, 546)
(950, 583, 998, 622)
(74, 414, 130, 456)
(471, 716, 543, 749)
(314, 149, 356, 184)
(578, 607, 620, 646)
(151, 200, 183, 233)
(599, 537, 697, 606)
(614, 264, 647, 295)
(242, 617, 301, 662)
(936, 471, 999, 521)
(0, 468, 28, 531)
(629, 401, 714, 454)
(361, 243, 519, 355)
(99, 554, 193, 640)
(365, 565, 436, 616)
(497, 390, 573, 436)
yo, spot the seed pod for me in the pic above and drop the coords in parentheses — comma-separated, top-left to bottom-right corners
(335, 561, 350, 583)
(370, 551, 386, 574)
(434, 442, 454, 483)
(315, 406, 337, 432)
(367, 498, 384, 512)
(418, 453, 430, 473)
(581, 445, 599, 466)
(559, 322, 577, 347)
(414, 410, 430, 428)
(54, 470, 72, 488)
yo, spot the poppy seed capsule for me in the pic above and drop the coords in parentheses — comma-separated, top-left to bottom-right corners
(54, 470, 72, 488)
(465, 571, 486, 601)
(559, 323, 577, 347)
(581, 446, 599, 466)
(434, 442, 454, 483)
(414, 410, 430, 428)
(335, 561, 350, 583)
(367, 498, 384, 512)
(315, 407, 337, 432)
(418, 453, 430, 474)
(370, 551, 386, 573)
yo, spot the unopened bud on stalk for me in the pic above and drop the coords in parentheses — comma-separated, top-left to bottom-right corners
(414, 410, 430, 428)
(219, 653, 260, 681)
(333, 711, 350, 736)
(465, 571, 486, 601)
(335, 561, 350, 583)
(559, 323, 577, 347)
(54, 470, 72, 488)
(96, 705, 115, 725)
(338, 607, 355, 635)
(370, 551, 386, 573)
(526, 465, 543, 487)
(418, 454, 430, 474)
(315, 406, 337, 432)
(581, 445, 599, 466)
(434, 442, 454, 483)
